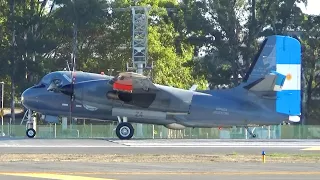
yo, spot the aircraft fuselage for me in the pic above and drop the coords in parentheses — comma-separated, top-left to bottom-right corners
(22, 73, 286, 128)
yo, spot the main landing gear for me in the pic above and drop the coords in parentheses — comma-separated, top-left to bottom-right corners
(245, 126, 256, 138)
(115, 116, 134, 140)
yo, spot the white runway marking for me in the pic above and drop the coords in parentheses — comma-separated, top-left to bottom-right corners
(0, 139, 319, 148)
(0, 144, 319, 148)
(0, 145, 315, 148)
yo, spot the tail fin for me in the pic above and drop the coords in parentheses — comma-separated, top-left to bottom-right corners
(241, 35, 301, 119)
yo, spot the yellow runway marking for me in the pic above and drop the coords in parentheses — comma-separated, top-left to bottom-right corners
(0, 173, 116, 180)
(80, 172, 320, 175)
(0, 171, 320, 177)
(301, 146, 320, 151)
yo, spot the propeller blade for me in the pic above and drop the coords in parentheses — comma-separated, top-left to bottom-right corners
(69, 71, 76, 125)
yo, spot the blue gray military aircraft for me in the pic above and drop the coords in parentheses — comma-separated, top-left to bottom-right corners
(21, 35, 302, 140)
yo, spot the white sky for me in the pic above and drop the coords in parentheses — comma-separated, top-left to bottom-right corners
(297, 0, 320, 15)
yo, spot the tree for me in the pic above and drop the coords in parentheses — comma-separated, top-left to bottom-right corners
(181, 0, 307, 88)
(132, 0, 208, 89)
(299, 15, 320, 125)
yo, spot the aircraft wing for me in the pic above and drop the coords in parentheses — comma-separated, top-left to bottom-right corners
(243, 71, 287, 92)
(107, 72, 194, 114)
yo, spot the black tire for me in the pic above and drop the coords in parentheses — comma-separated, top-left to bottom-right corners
(26, 128, 36, 138)
(116, 122, 134, 140)
(252, 134, 257, 138)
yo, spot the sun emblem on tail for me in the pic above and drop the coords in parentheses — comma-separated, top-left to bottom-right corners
(286, 73, 292, 80)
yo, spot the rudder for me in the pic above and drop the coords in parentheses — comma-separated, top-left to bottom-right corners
(275, 35, 301, 119)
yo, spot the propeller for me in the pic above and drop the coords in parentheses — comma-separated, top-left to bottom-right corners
(45, 71, 76, 125)
(69, 70, 76, 126)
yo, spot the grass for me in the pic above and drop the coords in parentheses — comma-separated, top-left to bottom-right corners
(267, 153, 320, 157)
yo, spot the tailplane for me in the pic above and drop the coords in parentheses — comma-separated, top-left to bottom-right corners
(240, 35, 302, 120)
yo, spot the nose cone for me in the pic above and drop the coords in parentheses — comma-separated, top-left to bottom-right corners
(21, 88, 33, 109)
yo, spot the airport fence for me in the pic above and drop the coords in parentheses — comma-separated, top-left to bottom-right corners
(2, 123, 320, 139)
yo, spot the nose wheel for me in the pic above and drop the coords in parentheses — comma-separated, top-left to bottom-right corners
(116, 122, 134, 140)
(26, 128, 36, 138)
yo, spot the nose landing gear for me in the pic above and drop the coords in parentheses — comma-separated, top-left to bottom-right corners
(26, 128, 36, 138)
(24, 109, 37, 138)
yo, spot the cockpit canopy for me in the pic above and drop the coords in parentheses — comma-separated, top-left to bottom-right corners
(33, 71, 112, 89)
(33, 72, 72, 89)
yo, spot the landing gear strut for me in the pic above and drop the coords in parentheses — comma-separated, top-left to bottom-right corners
(25, 109, 37, 138)
(245, 126, 256, 138)
(115, 116, 134, 140)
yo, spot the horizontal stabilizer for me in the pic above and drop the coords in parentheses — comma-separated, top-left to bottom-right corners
(289, 115, 300, 122)
(244, 72, 286, 92)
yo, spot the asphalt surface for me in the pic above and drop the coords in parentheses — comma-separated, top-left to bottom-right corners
(0, 138, 319, 154)
(0, 162, 319, 180)
(0, 138, 319, 179)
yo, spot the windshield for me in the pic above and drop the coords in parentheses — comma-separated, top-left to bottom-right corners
(41, 73, 53, 85)
(34, 72, 70, 88)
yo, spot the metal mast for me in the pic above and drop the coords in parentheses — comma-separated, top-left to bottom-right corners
(129, 6, 149, 74)
(71, 0, 78, 71)
(128, 6, 150, 137)
(104, 4, 175, 138)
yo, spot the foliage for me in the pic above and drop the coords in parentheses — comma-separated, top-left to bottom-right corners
(299, 15, 320, 123)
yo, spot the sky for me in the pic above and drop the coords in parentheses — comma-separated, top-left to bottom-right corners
(297, 0, 320, 15)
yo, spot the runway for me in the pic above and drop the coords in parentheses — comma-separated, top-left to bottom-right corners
(0, 138, 319, 154)
(0, 161, 319, 180)
(0, 138, 319, 179)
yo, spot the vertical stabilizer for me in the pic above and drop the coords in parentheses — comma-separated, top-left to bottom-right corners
(241, 35, 301, 119)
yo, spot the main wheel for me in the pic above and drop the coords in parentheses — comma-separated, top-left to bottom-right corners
(116, 122, 134, 140)
(26, 128, 36, 138)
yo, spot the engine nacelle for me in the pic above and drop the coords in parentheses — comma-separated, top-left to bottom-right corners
(107, 90, 156, 108)
(164, 123, 186, 130)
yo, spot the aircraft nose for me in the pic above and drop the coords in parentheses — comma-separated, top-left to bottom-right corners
(21, 88, 33, 109)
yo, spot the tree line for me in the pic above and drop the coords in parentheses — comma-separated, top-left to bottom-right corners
(0, 0, 319, 124)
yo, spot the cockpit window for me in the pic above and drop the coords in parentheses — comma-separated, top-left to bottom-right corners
(62, 74, 72, 83)
(52, 79, 63, 87)
(33, 73, 52, 88)
(33, 72, 69, 89)
(41, 74, 53, 85)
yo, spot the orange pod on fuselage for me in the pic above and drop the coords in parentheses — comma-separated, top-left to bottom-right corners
(113, 79, 133, 92)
